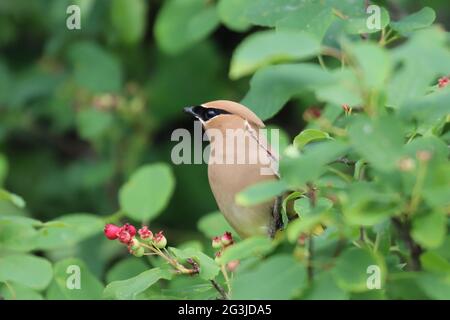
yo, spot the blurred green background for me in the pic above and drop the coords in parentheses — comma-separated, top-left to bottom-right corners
(0, 0, 449, 272)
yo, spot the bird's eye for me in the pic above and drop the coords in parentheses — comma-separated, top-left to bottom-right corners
(204, 109, 218, 121)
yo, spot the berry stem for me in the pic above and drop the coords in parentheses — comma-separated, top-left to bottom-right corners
(220, 264, 232, 295)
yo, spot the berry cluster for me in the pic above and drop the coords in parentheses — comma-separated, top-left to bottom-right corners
(104, 223, 167, 257)
(212, 232, 239, 272)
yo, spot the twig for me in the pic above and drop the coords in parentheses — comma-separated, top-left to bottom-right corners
(321, 46, 344, 61)
(391, 217, 423, 271)
(306, 183, 317, 283)
(332, 157, 356, 166)
(317, 54, 328, 71)
(307, 235, 314, 283)
(210, 280, 228, 300)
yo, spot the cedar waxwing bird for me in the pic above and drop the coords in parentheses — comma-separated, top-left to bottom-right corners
(184, 100, 283, 238)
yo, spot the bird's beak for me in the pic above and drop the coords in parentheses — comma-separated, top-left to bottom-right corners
(184, 107, 201, 120)
(184, 106, 199, 119)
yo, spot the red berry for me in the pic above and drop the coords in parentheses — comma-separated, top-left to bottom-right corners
(438, 76, 449, 88)
(104, 224, 121, 240)
(122, 223, 136, 237)
(117, 229, 132, 244)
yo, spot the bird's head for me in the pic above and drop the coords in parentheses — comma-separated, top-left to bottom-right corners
(184, 100, 265, 131)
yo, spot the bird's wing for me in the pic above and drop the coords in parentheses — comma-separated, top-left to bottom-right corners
(244, 120, 280, 178)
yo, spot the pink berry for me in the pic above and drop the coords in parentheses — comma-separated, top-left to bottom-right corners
(117, 229, 132, 244)
(221, 232, 233, 246)
(104, 224, 121, 240)
(138, 226, 153, 240)
(122, 223, 136, 237)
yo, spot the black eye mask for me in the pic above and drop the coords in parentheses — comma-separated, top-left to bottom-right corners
(184, 106, 231, 121)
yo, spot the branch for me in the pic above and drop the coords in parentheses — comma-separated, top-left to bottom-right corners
(332, 157, 356, 166)
(391, 217, 423, 271)
(210, 280, 228, 300)
(306, 183, 317, 283)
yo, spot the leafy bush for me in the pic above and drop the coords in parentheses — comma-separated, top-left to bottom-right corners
(0, 0, 449, 300)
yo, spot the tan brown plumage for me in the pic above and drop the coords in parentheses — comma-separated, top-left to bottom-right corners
(185, 100, 282, 238)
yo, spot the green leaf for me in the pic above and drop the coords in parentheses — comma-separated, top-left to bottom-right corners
(420, 252, 450, 274)
(236, 180, 287, 206)
(154, 0, 219, 55)
(347, 42, 391, 90)
(392, 27, 450, 78)
(169, 247, 219, 281)
(50, 258, 103, 300)
(0, 189, 25, 208)
(348, 115, 404, 172)
(415, 273, 450, 300)
(386, 60, 435, 108)
(218, 236, 274, 265)
(197, 211, 237, 239)
(386, 272, 428, 299)
(217, 0, 252, 31)
(0, 282, 43, 300)
(294, 197, 333, 217)
(391, 7, 436, 35)
(293, 129, 330, 149)
(302, 273, 348, 300)
(400, 88, 450, 126)
(106, 258, 149, 283)
(340, 182, 401, 226)
(280, 140, 348, 188)
(110, 0, 147, 45)
(316, 69, 363, 106)
(119, 163, 175, 221)
(275, 1, 334, 41)
(230, 30, 321, 79)
(104, 268, 172, 300)
(412, 211, 446, 249)
(332, 248, 386, 292)
(76, 108, 114, 141)
(232, 254, 307, 299)
(68, 41, 122, 93)
(246, 0, 302, 27)
(34, 213, 104, 250)
(0, 216, 41, 252)
(162, 283, 217, 300)
(287, 197, 333, 242)
(242, 63, 334, 120)
(281, 191, 303, 227)
(0, 254, 52, 291)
